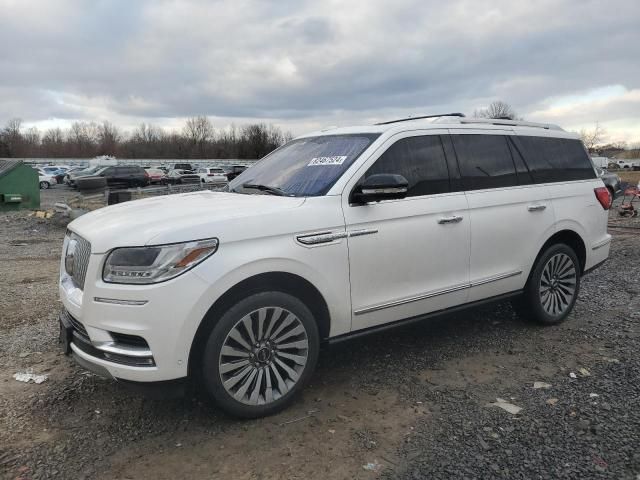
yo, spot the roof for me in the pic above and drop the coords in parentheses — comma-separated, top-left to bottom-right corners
(0, 159, 23, 178)
(300, 115, 569, 139)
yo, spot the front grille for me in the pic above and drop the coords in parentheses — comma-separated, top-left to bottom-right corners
(68, 232, 91, 289)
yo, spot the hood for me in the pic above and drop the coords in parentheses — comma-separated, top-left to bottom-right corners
(69, 191, 306, 253)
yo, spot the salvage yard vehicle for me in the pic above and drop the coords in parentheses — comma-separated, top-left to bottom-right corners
(145, 168, 167, 185)
(93, 165, 150, 188)
(595, 167, 621, 205)
(59, 114, 611, 418)
(163, 169, 201, 184)
(36, 169, 56, 189)
(197, 167, 228, 184)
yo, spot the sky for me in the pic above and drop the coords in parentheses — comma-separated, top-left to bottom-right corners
(1, 0, 639, 144)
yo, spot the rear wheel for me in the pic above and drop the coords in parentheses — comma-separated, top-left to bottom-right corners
(201, 291, 319, 418)
(516, 244, 580, 325)
(39, 181, 50, 189)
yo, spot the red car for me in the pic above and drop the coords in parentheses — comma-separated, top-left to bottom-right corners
(145, 168, 166, 184)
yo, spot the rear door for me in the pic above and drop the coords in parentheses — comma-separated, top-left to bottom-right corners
(449, 130, 556, 302)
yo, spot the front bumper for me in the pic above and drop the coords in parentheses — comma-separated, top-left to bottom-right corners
(58, 246, 214, 383)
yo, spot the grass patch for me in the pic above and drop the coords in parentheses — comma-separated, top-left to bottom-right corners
(618, 170, 640, 185)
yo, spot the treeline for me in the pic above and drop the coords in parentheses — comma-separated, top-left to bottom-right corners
(0, 116, 293, 159)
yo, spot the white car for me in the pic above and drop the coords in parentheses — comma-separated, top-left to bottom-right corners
(197, 167, 228, 184)
(58, 114, 611, 417)
(36, 169, 57, 189)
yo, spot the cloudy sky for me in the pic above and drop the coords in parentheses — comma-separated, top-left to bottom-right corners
(1, 0, 639, 143)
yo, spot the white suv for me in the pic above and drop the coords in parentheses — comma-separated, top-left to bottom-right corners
(59, 114, 611, 417)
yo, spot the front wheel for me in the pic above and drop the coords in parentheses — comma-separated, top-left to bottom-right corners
(202, 291, 319, 418)
(516, 244, 580, 325)
(39, 181, 50, 189)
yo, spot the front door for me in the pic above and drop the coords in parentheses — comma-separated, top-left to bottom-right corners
(342, 132, 470, 332)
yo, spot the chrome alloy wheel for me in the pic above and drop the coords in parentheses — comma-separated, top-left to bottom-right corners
(218, 307, 309, 405)
(538, 252, 577, 316)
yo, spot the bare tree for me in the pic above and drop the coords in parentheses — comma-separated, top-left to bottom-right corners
(183, 116, 214, 158)
(474, 101, 519, 120)
(97, 121, 120, 155)
(42, 127, 65, 157)
(2, 118, 23, 157)
(579, 122, 606, 153)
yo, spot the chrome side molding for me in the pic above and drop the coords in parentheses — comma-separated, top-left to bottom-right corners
(94, 297, 148, 306)
(354, 270, 522, 315)
(296, 229, 378, 246)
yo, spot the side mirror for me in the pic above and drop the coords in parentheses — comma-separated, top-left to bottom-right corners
(352, 173, 409, 204)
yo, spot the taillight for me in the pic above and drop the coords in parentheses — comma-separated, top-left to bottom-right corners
(594, 187, 611, 210)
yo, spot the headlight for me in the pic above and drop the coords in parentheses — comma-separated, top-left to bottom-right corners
(103, 238, 218, 284)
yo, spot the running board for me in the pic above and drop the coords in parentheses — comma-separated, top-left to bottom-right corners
(327, 290, 522, 344)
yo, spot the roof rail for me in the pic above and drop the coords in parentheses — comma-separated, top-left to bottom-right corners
(375, 113, 466, 125)
(459, 117, 564, 131)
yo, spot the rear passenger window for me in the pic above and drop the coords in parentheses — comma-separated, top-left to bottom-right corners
(452, 135, 518, 190)
(365, 135, 450, 197)
(507, 137, 533, 185)
(516, 136, 596, 183)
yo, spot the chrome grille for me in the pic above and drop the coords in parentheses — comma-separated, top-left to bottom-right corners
(68, 233, 92, 289)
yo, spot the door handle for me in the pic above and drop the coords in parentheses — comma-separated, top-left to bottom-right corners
(527, 204, 547, 212)
(437, 215, 463, 224)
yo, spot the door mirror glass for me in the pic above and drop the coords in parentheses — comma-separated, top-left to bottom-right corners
(352, 173, 409, 204)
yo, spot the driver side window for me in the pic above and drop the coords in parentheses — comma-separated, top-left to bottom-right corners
(364, 135, 450, 197)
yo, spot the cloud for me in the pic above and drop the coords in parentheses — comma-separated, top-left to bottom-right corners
(0, 0, 638, 140)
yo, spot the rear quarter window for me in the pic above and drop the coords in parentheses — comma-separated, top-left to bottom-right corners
(516, 136, 596, 183)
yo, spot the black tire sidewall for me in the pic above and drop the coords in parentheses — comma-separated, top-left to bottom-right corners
(202, 291, 320, 418)
(40, 181, 49, 189)
(523, 243, 581, 325)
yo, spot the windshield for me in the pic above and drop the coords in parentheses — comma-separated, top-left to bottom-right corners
(229, 134, 380, 197)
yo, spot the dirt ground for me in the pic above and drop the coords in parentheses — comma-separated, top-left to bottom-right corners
(1, 189, 639, 479)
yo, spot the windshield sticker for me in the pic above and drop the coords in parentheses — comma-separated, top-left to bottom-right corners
(308, 156, 347, 166)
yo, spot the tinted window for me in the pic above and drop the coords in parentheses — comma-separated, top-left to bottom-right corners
(364, 135, 450, 197)
(517, 136, 596, 183)
(507, 137, 533, 185)
(452, 135, 518, 190)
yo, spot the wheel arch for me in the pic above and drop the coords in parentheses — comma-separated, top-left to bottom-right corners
(527, 229, 587, 283)
(188, 271, 331, 377)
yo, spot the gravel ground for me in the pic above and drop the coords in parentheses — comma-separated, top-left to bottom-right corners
(0, 190, 638, 480)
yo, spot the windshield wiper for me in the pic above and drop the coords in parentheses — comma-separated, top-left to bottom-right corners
(241, 183, 289, 196)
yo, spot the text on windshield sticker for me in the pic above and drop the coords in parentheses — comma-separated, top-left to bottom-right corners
(308, 156, 347, 166)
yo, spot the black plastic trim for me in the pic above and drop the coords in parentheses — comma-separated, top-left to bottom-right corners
(328, 290, 521, 344)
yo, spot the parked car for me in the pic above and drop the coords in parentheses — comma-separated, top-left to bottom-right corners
(40, 165, 71, 183)
(612, 159, 640, 170)
(223, 165, 247, 180)
(36, 169, 57, 189)
(93, 165, 150, 188)
(197, 167, 228, 184)
(59, 114, 611, 418)
(170, 163, 194, 172)
(162, 169, 201, 184)
(595, 167, 621, 205)
(145, 168, 167, 185)
(65, 166, 102, 187)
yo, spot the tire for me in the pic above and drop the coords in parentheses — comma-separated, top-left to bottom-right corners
(39, 181, 50, 189)
(201, 291, 320, 418)
(516, 244, 580, 325)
